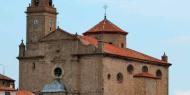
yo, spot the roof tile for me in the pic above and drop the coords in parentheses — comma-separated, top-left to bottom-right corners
(16, 90, 34, 95)
(83, 18, 128, 35)
(0, 74, 15, 81)
(79, 36, 167, 64)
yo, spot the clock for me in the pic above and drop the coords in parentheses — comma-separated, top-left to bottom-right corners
(33, 19, 39, 29)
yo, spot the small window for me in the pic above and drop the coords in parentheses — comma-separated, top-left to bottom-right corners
(156, 70, 162, 78)
(34, 0, 39, 6)
(54, 67, 62, 77)
(107, 74, 111, 80)
(32, 62, 36, 70)
(121, 43, 124, 48)
(56, 49, 60, 53)
(109, 42, 113, 44)
(117, 73, 123, 83)
(5, 92, 10, 95)
(142, 66, 148, 72)
(49, 0, 52, 6)
(127, 65, 134, 74)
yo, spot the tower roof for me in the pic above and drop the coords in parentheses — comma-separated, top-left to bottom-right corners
(83, 18, 128, 35)
(27, 0, 57, 14)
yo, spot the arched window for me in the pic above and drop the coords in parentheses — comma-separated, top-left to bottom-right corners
(50, 27, 52, 31)
(32, 62, 36, 70)
(121, 43, 124, 48)
(117, 72, 123, 83)
(49, 0, 52, 6)
(34, 0, 39, 6)
(107, 74, 111, 80)
(127, 65, 134, 74)
(54, 67, 62, 77)
(142, 66, 148, 72)
(156, 70, 162, 78)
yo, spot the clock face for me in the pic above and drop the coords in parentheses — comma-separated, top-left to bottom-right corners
(33, 19, 39, 25)
(33, 19, 39, 29)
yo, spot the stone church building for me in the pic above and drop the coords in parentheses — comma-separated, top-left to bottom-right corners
(17, 0, 171, 95)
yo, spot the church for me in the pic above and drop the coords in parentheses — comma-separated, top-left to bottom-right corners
(17, 0, 171, 95)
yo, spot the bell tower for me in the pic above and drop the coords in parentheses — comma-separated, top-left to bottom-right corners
(26, 0, 57, 46)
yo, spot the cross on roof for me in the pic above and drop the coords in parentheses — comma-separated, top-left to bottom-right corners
(103, 5, 108, 19)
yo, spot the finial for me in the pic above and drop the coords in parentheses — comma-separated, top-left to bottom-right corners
(163, 52, 167, 56)
(21, 39, 24, 43)
(103, 5, 108, 19)
(162, 52, 168, 62)
(75, 32, 78, 36)
(20, 39, 25, 46)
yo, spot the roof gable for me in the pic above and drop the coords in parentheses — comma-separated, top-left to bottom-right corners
(41, 28, 75, 42)
(83, 18, 128, 35)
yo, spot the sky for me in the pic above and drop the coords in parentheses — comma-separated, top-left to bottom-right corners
(0, 0, 190, 95)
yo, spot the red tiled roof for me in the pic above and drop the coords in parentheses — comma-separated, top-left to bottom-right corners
(104, 44, 166, 64)
(133, 72, 159, 79)
(83, 18, 128, 35)
(0, 86, 15, 91)
(0, 88, 34, 95)
(16, 90, 34, 95)
(79, 36, 167, 64)
(79, 36, 98, 46)
(0, 74, 15, 81)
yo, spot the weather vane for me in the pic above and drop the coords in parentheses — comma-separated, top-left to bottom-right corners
(103, 5, 108, 19)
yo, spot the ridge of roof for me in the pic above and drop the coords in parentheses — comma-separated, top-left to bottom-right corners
(83, 18, 128, 35)
(0, 74, 15, 81)
(79, 36, 168, 64)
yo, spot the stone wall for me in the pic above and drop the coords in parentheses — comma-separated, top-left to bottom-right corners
(19, 31, 102, 94)
(87, 33, 126, 48)
(78, 55, 103, 95)
(103, 57, 168, 95)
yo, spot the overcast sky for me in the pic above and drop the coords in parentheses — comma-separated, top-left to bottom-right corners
(0, 0, 190, 95)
